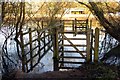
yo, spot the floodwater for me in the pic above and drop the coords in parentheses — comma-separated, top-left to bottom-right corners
(0, 27, 106, 74)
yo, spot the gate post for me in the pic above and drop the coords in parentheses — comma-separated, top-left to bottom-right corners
(86, 29, 91, 62)
(53, 28, 59, 71)
(94, 28, 99, 62)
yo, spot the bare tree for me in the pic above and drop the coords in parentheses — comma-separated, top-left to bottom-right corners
(76, 1, 120, 42)
(75, 0, 120, 64)
(1, 2, 72, 73)
(0, 2, 25, 73)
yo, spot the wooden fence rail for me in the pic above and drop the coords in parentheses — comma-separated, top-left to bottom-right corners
(15, 20, 99, 72)
(16, 22, 63, 72)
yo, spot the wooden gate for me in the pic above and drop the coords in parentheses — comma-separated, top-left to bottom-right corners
(57, 19, 88, 69)
(57, 19, 99, 70)
(16, 27, 53, 72)
(15, 21, 64, 72)
(15, 19, 99, 72)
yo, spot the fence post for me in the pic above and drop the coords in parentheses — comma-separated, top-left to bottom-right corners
(61, 22, 64, 67)
(0, 4, 2, 73)
(86, 19, 88, 29)
(90, 20, 92, 29)
(74, 18, 77, 36)
(90, 29, 93, 62)
(41, 21, 44, 29)
(53, 28, 59, 71)
(72, 20, 74, 32)
(20, 31, 26, 72)
(94, 28, 99, 62)
(0, 4, 2, 26)
(29, 28, 33, 71)
(86, 29, 91, 62)
(62, 20, 65, 32)
(37, 30, 41, 60)
(43, 31, 46, 53)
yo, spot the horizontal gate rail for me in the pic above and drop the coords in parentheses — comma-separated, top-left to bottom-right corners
(15, 19, 99, 72)
(16, 21, 63, 72)
(61, 34, 86, 59)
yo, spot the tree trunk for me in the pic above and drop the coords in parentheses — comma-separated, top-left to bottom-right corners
(76, 0, 120, 42)
(89, 2, 120, 42)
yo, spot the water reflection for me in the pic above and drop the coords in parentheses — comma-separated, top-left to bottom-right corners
(0, 27, 112, 73)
